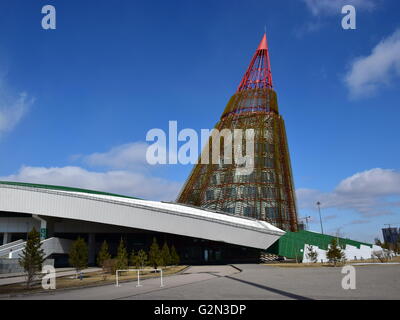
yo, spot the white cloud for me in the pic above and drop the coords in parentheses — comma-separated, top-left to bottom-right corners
(336, 168, 400, 195)
(294, 20, 325, 38)
(303, 0, 376, 16)
(297, 168, 400, 217)
(82, 142, 152, 169)
(297, 0, 378, 36)
(345, 29, 400, 97)
(323, 214, 338, 221)
(2, 140, 183, 201)
(0, 79, 33, 136)
(350, 219, 370, 225)
(0, 166, 182, 201)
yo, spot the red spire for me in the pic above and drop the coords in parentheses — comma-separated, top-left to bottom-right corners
(257, 33, 268, 50)
(237, 33, 273, 92)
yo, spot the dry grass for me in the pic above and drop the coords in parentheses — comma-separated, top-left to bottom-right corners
(0, 265, 187, 296)
(263, 262, 332, 268)
(263, 256, 400, 268)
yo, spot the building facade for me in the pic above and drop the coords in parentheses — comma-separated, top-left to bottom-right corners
(0, 181, 284, 266)
(382, 227, 400, 245)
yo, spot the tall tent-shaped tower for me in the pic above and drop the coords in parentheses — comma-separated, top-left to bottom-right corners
(177, 34, 298, 232)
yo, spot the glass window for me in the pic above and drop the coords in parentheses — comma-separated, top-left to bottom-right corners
(266, 206, 278, 219)
(264, 157, 274, 168)
(222, 207, 235, 214)
(244, 206, 255, 217)
(244, 186, 256, 198)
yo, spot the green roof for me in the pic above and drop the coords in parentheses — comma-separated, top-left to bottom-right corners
(267, 230, 373, 259)
(0, 181, 141, 200)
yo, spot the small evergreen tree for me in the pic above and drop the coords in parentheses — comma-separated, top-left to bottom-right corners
(101, 259, 116, 280)
(97, 240, 111, 269)
(148, 237, 163, 269)
(170, 245, 180, 266)
(130, 249, 140, 268)
(19, 227, 45, 288)
(137, 249, 148, 269)
(69, 237, 89, 277)
(115, 238, 128, 271)
(161, 242, 171, 267)
(306, 245, 318, 263)
(326, 238, 345, 266)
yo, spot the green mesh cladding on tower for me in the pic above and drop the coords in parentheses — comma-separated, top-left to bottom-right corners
(177, 34, 298, 232)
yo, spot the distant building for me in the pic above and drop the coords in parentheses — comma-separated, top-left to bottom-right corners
(382, 227, 400, 245)
(297, 222, 306, 231)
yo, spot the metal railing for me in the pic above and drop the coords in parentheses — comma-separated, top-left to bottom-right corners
(115, 268, 164, 288)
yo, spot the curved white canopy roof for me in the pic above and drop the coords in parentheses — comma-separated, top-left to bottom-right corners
(0, 182, 284, 249)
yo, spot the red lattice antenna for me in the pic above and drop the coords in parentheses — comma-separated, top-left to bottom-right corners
(237, 33, 273, 92)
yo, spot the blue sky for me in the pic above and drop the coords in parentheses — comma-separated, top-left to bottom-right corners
(0, 0, 399, 242)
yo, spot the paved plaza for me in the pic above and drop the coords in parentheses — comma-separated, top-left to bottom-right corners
(1, 264, 399, 300)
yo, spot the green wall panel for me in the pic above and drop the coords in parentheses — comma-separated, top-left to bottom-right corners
(267, 230, 372, 259)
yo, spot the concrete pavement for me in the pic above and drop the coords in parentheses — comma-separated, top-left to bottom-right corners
(0, 265, 238, 300)
(1, 264, 399, 300)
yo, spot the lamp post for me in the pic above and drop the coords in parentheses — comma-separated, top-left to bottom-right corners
(316, 201, 324, 234)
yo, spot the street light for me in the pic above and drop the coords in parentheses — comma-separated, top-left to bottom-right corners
(316, 201, 324, 234)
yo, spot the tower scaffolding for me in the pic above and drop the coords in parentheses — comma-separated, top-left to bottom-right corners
(177, 34, 298, 232)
